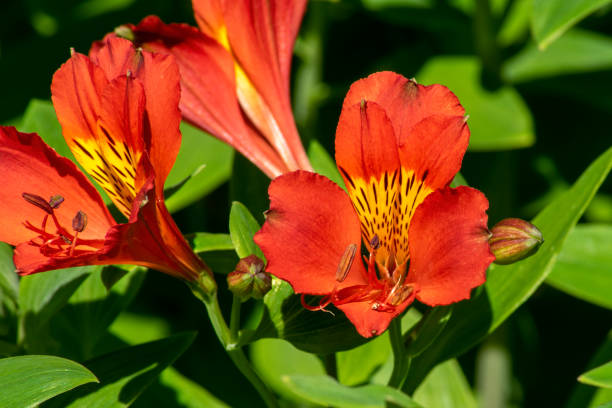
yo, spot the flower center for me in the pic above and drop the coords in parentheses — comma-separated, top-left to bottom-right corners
(21, 192, 103, 257)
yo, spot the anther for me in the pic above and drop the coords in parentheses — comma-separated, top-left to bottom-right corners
(72, 211, 87, 233)
(388, 285, 414, 306)
(48, 195, 64, 209)
(370, 234, 380, 250)
(22, 193, 53, 214)
(336, 243, 357, 283)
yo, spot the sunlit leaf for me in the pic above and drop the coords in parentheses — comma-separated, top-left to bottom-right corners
(404, 146, 612, 392)
(0, 355, 98, 408)
(531, 0, 612, 49)
(308, 139, 345, 190)
(229, 201, 264, 259)
(413, 359, 477, 408)
(0, 243, 18, 308)
(283, 375, 422, 408)
(190, 233, 234, 253)
(416, 56, 534, 151)
(546, 224, 612, 309)
(579, 360, 612, 389)
(504, 30, 612, 83)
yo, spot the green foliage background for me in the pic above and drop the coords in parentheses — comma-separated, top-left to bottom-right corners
(0, 0, 611, 407)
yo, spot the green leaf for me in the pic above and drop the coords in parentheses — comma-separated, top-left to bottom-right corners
(308, 139, 345, 190)
(546, 224, 612, 309)
(49, 267, 147, 360)
(246, 279, 367, 353)
(190, 233, 235, 253)
(45, 332, 196, 408)
(406, 306, 452, 358)
(282, 375, 422, 408)
(497, 0, 531, 46)
(416, 56, 534, 151)
(250, 337, 325, 403)
(531, 0, 612, 49)
(19, 266, 95, 353)
(165, 122, 234, 213)
(579, 360, 612, 389)
(0, 243, 18, 307)
(149, 368, 229, 408)
(0, 355, 98, 408)
(404, 146, 612, 392)
(503, 29, 612, 83)
(412, 359, 477, 408)
(229, 201, 264, 259)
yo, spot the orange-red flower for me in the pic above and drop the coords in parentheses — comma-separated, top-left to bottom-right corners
(92, 0, 312, 178)
(255, 72, 495, 337)
(0, 37, 208, 282)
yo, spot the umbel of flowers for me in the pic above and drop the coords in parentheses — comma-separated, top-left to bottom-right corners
(0, 37, 210, 285)
(256, 72, 498, 338)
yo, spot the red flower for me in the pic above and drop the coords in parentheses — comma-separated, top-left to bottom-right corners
(0, 37, 208, 282)
(255, 72, 495, 337)
(92, 0, 312, 178)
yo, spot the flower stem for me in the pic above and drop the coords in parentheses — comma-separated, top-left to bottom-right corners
(230, 295, 242, 342)
(192, 284, 278, 408)
(388, 317, 410, 388)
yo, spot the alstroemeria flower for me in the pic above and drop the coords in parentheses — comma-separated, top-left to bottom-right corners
(92, 0, 312, 178)
(0, 37, 208, 282)
(255, 72, 495, 337)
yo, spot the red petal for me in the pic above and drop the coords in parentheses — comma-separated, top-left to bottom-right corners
(192, 0, 225, 39)
(254, 171, 366, 295)
(406, 186, 494, 305)
(337, 301, 408, 338)
(0, 127, 114, 245)
(89, 35, 141, 79)
(343, 71, 469, 189)
(116, 16, 289, 178)
(335, 101, 400, 181)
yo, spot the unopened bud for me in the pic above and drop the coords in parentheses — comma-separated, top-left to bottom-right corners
(227, 255, 271, 301)
(489, 218, 543, 265)
(114, 25, 135, 42)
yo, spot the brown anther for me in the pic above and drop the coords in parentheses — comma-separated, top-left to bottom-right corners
(72, 211, 87, 233)
(388, 285, 414, 306)
(48, 195, 64, 209)
(60, 235, 72, 245)
(22, 193, 53, 214)
(336, 243, 357, 282)
(370, 234, 380, 250)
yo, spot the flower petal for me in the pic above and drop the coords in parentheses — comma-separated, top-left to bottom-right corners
(254, 170, 366, 295)
(406, 186, 494, 306)
(0, 127, 114, 245)
(337, 301, 408, 338)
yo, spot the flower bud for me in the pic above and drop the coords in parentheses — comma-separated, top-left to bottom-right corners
(227, 255, 271, 301)
(489, 218, 543, 265)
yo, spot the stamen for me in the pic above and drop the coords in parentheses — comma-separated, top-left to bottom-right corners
(336, 243, 357, 282)
(48, 195, 64, 209)
(22, 193, 53, 214)
(387, 285, 414, 306)
(72, 211, 87, 232)
(370, 234, 380, 250)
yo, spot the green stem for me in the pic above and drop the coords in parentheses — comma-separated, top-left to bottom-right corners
(474, 0, 501, 81)
(194, 286, 278, 408)
(320, 353, 338, 379)
(230, 295, 242, 342)
(388, 318, 410, 388)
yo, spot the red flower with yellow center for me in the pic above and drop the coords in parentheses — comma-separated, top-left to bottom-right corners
(93, 0, 311, 178)
(0, 37, 208, 282)
(255, 72, 495, 337)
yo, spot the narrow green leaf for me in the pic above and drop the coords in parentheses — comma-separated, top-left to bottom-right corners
(153, 368, 229, 408)
(229, 201, 264, 259)
(0, 243, 18, 307)
(531, 0, 612, 49)
(0, 355, 98, 408)
(497, 0, 531, 46)
(579, 360, 612, 389)
(45, 332, 196, 408)
(283, 375, 422, 408)
(406, 306, 452, 358)
(413, 359, 477, 408)
(165, 122, 234, 213)
(546, 224, 612, 309)
(416, 56, 534, 151)
(50, 267, 147, 360)
(190, 233, 235, 253)
(19, 266, 96, 353)
(504, 30, 612, 83)
(308, 139, 345, 190)
(250, 337, 325, 403)
(405, 146, 612, 392)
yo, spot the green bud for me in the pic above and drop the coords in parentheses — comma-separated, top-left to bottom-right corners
(227, 255, 271, 301)
(489, 218, 543, 265)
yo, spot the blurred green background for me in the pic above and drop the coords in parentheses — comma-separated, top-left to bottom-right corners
(1, 0, 611, 407)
